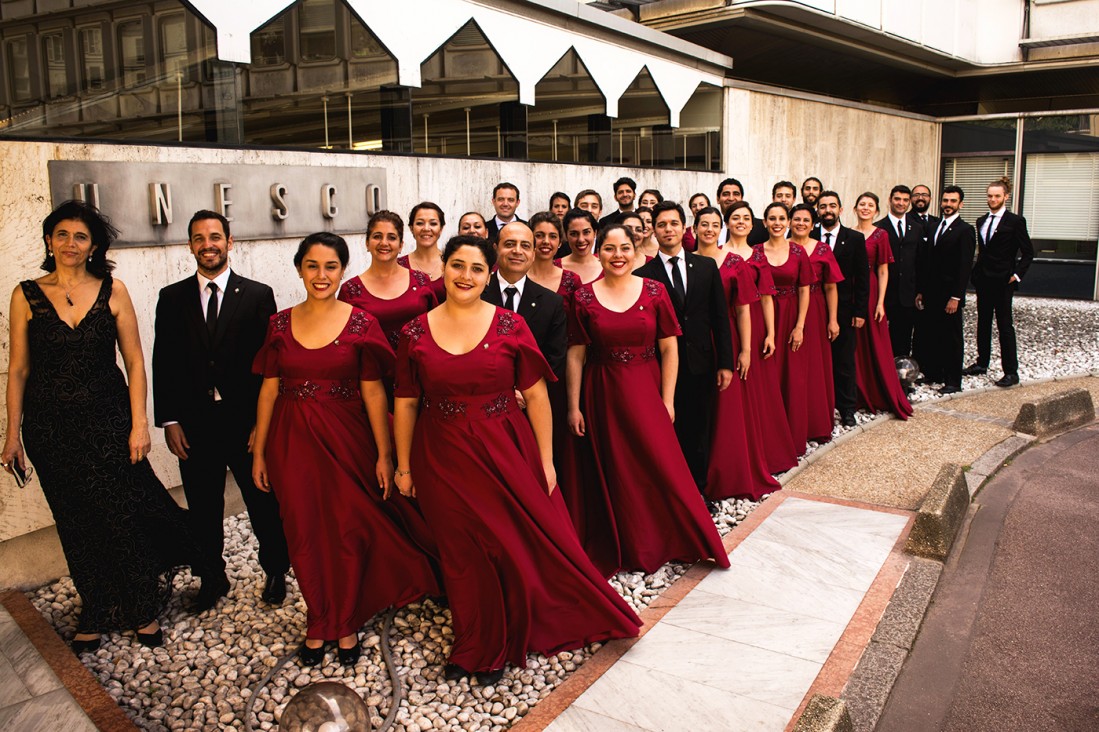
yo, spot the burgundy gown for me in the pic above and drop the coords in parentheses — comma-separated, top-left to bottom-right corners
(742, 257, 799, 473)
(397, 254, 446, 301)
(707, 253, 781, 500)
(394, 309, 640, 673)
(254, 308, 440, 640)
(856, 228, 914, 419)
(337, 271, 438, 351)
(804, 241, 844, 442)
(753, 244, 815, 457)
(569, 279, 731, 576)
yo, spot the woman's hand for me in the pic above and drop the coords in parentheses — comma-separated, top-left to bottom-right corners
(827, 319, 840, 342)
(543, 460, 557, 497)
(1, 438, 26, 476)
(875, 303, 886, 322)
(789, 325, 804, 351)
(377, 454, 394, 499)
(514, 389, 527, 410)
(737, 351, 751, 380)
(762, 334, 775, 360)
(129, 425, 151, 464)
(395, 470, 416, 499)
(568, 408, 585, 437)
(664, 400, 676, 424)
(252, 454, 271, 493)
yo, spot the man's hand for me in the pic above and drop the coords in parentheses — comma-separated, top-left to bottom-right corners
(853, 317, 866, 329)
(165, 423, 189, 460)
(945, 299, 959, 315)
(716, 369, 733, 392)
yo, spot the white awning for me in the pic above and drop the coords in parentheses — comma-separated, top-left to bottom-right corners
(184, 0, 729, 127)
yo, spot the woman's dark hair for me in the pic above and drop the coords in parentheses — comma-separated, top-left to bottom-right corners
(529, 211, 564, 239)
(549, 192, 570, 209)
(442, 235, 496, 269)
(693, 206, 723, 229)
(724, 200, 755, 224)
(618, 211, 643, 227)
(563, 207, 598, 232)
(409, 201, 446, 229)
(689, 193, 711, 209)
(640, 188, 664, 204)
(763, 201, 789, 219)
(789, 203, 816, 221)
(368, 210, 404, 241)
(597, 223, 631, 248)
(636, 206, 653, 221)
(458, 211, 486, 228)
(855, 191, 880, 210)
(41, 200, 117, 277)
(294, 232, 349, 268)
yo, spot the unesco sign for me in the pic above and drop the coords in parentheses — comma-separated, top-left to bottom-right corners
(48, 161, 387, 247)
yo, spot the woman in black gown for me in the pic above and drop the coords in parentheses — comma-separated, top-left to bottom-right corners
(2, 201, 206, 653)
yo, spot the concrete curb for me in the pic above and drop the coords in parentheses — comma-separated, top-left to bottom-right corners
(1012, 387, 1096, 436)
(791, 694, 854, 732)
(904, 463, 970, 561)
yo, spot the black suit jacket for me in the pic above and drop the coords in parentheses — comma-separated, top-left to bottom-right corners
(917, 218, 976, 308)
(482, 274, 567, 380)
(812, 225, 870, 320)
(746, 218, 768, 246)
(599, 210, 629, 228)
(972, 210, 1034, 282)
(153, 270, 277, 432)
(485, 216, 527, 243)
(912, 211, 939, 231)
(634, 251, 734, 375)
(875, 213, 927, 308)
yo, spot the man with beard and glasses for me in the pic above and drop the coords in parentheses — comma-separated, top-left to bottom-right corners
(153, 210, 289, 612)
(915, 186, 975, 394)
(813, 192, 869, 427)
(909, 185, 938, 228)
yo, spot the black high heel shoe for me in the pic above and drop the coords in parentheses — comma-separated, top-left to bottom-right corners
(476, 668, 505, 685)
(337, 640, 361, 667)
(71, 635, 101, 654)
(298, 641, 327, 667)
(136, 626, 163, 648)
(443, 663, 470, 681)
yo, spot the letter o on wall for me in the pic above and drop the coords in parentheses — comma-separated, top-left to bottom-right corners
(322, 184, 338, 219)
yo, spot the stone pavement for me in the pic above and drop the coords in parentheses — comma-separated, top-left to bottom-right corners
(1, 375, 1095, 731)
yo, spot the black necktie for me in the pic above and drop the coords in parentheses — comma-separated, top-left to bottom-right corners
(206, 282, 219, 337)
(983, 214, 996, 244)
(935, 220, 948, 245)
(669, 256, 686, 301)
(824, 232, 833, 249)
(503, 285, 518, 312)
(896, 219, 904, 239)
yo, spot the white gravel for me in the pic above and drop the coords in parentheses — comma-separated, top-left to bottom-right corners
(27, 295, 1098, 730)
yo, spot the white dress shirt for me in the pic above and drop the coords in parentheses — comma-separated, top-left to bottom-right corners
(820, 224, 841, 250)
(657, 249, 688, 295)
(888, 214, 906, 238)
(498, 274, 527, 306)
(198, 267, 232, 317)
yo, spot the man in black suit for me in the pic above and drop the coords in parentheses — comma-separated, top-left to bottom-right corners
(484, 182, 524, 242)
(915, 186, 976, 394)
(482, 221, 568, 380)
(716, 177, 768, 245)
(635, 201, 734, 499)
(153, 211, 290, 611)
(813, 193, 870, 427)
(600, 177, 636, 229)
(876, 185, 927, 358)
(801, 177, 823, 224)
(963, 178, 1034, 388)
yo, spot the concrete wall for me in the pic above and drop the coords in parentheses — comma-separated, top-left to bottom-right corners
(0, 139, 721, 587)
(723, 86, 941, 212)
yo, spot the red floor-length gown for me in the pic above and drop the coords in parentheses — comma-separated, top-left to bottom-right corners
(752, 244, 815, 457)
(338, 271, 438, 351)
(804, 241, 844, 442)
(856, 228, 914, 419)
(743, 257, 799, 473)
(397, 254, 446, 301)
(395, 309, 640, 673)
(569, 279, 731, 576)
(707, 253, 782, 500)
(254, 308, 440, 640)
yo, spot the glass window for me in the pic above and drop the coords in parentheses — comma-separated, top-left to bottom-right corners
(250, 17, 286, 67)
(159, 14, 190, 81)
(6, 37, 32, 102)
(42, 32, 71, 98)
(118, 19, 147, 88)
(299, 0, 336, 62)
(940, 157, 1014, 227)
(79, 26, 105, 93)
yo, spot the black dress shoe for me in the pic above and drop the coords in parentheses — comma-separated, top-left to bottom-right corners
(840, 411, 857, 428)
(136, 627, 163, 648)
(938, 385, 961, 395)
(261, 574, 287, 605)
(961, 363, 988, 376)
(444, 663, 470, 681)
(70, 636, 101, 654)
(190, 574, 230, 613)
(338, 641, 361, 667)
(994, 373, 1020, 388)
(298, 641, 327, 667)
(476, 668, 505, 685)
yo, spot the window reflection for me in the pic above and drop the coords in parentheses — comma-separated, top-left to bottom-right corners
(6, 37, 31, 102)
(43, 33, 70, 98)
(299, 0, 336, 62)
(79, 26, 105, 93)
(118, 20, 146, 88)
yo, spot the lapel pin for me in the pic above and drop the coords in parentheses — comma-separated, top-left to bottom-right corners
(234, 288, 240, 293)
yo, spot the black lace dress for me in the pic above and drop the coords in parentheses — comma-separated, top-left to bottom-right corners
(20, 277, 203, 632)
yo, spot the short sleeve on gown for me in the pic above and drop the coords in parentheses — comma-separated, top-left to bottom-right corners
(796, 248, 816, 287)
(876, 230, 895, 265)
(816, 243, 845, 285)
(252, 311, 288, 377)
(511, 317, 557, 391)
(651, 282, 682, 339)
(754, 262, 777, 296)
(731, 260, 761, 307)
(566, 290, 593, 347)
(393, 318, 424, 399)
(353, 310, 395, 381)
